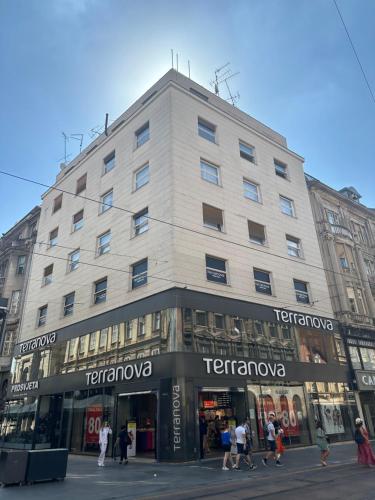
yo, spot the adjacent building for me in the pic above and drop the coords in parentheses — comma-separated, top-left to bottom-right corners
(0, 70, 357, 460)
(307, 177, 375, 436)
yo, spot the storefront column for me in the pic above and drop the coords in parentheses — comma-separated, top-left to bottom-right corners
(353, 244, 375, 318)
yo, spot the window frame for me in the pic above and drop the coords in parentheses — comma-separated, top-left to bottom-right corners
(248, 220, 266, 245)
(202, 203, 224, 232)
(253, 269, 272, 295)
(239, 141, 256, 163)
(286, 235, 302, 258)
(198, 118, 216, 143)
(76, 173, 87, 195)
(200, 159, 220, 186)
(97, 230, 111, 256)
(205, 255, 228, 285)
(49, 228, 58, 248)
(243, 178, 260, 203)
(43, 264, 54, 285)
(103, 151, 115, 174)
(72, 210, 84, 232)
(294, 279, 310, 304)
(94, 277, 107, 304)
(63, 291, 75, 317)
(52, 194, 63, 214)
(135, 122, 150, 148)
(131, 258, 148, 289)
(133, 208, 149, 236)
(274, 159, 288, 179)
(134, 163, 150, 191)
(99, 189, 113, 214)
(9, 290, 21, 315)
(16, 255, 26, 275)
(279, 195, 295, 217)
(38, 305, 48, 327)
(68, 248, 80, 272)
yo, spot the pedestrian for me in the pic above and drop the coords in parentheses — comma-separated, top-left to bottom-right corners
(276, 427, 285, 463)
(262, 412, 282, 467)
(199, 415, 208, 459)
(233, 419, 248, 470)
(221, 421, 234, 470)
(98, 421, 112, 467)
(315, 420, 330, 466)
(118, 424, 131, 465)
(244, 418, 257, 470)
(354, 417, 375, 467)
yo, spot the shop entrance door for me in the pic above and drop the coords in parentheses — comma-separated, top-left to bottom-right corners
(360, 392, 375, 437)
(116, 391, 157, 459)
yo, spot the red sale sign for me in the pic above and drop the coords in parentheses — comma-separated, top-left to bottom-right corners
(85, 405, 103, 444)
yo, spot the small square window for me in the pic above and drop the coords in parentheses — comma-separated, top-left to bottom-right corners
(64, 292, 75, 316)
(49, 228, 58, 247)
(16, 255, 26, 275)
(198, 118, 216, 143)
(248, 221, 266, 245)
(38, 305, 48, 327)
(53, 194, 63, 213)
(294, 279, 310, 303)
(68, 249, 80, 272)
(254, 269, 272, 295)
(72, 210, 84, 232)
(94, 278, 107, 304)
(274, 160, 288, 179)
(135, 164, 149, 190)
(202, 203, 223, 231)
(243, 179, 260, 203)
(206, 255, 227, 284)
(97, 231, 111, 256)
(200, 160, 220, 185)
(43, 264, 53, 285)
(132, 259, 148, 289)
(100, 190, 113, 214)
(133, 208, 149, 236)
(279, 195, 295, 217)
(103, 151, 115, 174)
(136, 122, 150, 148)
(76, 173, 87, 195)
(239, 141, 255, 163)
(286, 235, 302, 257)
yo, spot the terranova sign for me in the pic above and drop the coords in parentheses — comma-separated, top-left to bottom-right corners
(273, 309, 334, 331)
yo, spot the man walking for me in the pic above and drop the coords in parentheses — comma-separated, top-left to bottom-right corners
(233, 419, 254, 470)
(262, 412, 283, 467)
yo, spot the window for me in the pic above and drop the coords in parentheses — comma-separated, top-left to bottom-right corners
(97, 231, 111, 256)
(340, 257, 349, 270)
(153, 312, 161, 331)
(99, 328, 108, 348)
(76, 173, 87, 195)
(279, 195, 295, 217)
(9, 290, 21, 315)
(198, 118, 216, 143)
(151, 347, 160, 356)
(68, 249, 80, 272)
(254, 269, 272, 295)
(243, 179, 260, 202)
(73, 210, 84, 232)
(200, 159, 220, 185)
(286, 235, 302, 257)
(100, 190, 113, 213)
(135, 164, 150, 190)
(133, 208, 149, 236)
(239, 141, 255, 163)
(111, 325, 119, 344)
(136, 122, 150, 147)
(43, 264, 53, 285)
(103, 151, 115, 174)
(63, 292, 75, 316)
(248, 221, 266, 245)
(68, 339, 77, 357)
(269, 324, 278, 338)
(214, 314, 224, 329)
(16, 255, 26, 275)
(53, 194, 63, 213)
(327, 210, 340, 225)
(125, 321, 133, 340)
(206, 255, 227, 284)
(346, 286, 357, 312)
(196, 311, 207, 326)
(38, 305, 48, 326)
(89, 332, 97, 351)
(2, 330, 16, 356)
(274, 160, 288, 178)
(138, 316, 146, 336)
(349, 346, 361, 369)
(132, 259, 148, 289)
(94, 278, 107, 304)
(294, 280, 310, 304)
(78, 336, 86, 354)
(49, 228, 58, 247)
(202, 203, 223, 231)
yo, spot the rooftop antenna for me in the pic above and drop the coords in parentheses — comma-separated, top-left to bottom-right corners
(176, 53, 179, 72)
(104, 113, 109, 136)
(210, 62, 240, 106)
(62, 132, 68, 163)
(188, 60, 191, 79)
(171, 49, 174, 69)
(70, 134, 84, 153)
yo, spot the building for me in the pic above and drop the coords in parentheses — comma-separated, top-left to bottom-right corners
(0, 207, 40, 409)
(307, 177, 375, 436)
(0, 70, 356, 460)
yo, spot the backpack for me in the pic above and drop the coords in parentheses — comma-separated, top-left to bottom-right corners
(354, 429, 364, 445)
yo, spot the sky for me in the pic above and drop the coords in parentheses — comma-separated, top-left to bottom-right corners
(0, 0, 374, 234)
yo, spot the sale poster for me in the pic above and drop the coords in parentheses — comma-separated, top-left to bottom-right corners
(127, 421, 137, 457)
(85, 405, 103, 444)
(321, 404, 345, 434)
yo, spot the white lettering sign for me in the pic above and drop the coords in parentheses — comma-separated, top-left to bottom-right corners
(172, 385, 182, 452)
(19, 332, 57, 354)
(203, 358, 286, 378)
(85, 360, 152, 386)
(11, 381, 39, 393)
(362, 374, 375, 386)
(273, 309, 333, 331)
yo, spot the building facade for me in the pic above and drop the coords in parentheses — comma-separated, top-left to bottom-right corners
(0, 71, 357, 460)
(0, 207, 40, 410)
(307, 178, 375, 437)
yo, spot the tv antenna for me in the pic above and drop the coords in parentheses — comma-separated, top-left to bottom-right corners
(70, 134, 84, 153)
(210, 62, 240, 106)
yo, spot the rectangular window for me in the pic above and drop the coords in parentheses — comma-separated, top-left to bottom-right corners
(133, 208, 149, 236)
(53, 194, 63, 213)
(153, 311, 161, 331)
(214, 314, 224, 329)
(2, 330, 16, 356)
(97, 231, 111, 256)
(206, 255, 227, 284)
(132, 259, 148, 289)
(16, 255, 26, 275)
(349, 346, 361, 369)
(76, 173, 87, 195)
(327, 210, 340, 225)
(135, 164, 150, 190)
(254, 269, 272, 295)
(279, 195, 295, 217)
(68, 339, 77, 357)
(49, 228, 58, 247)
(286, 235, 302, 257)
(9, 290, 21, 315)
(100, 190, 113, 214)
(248, 220, 266, 245)
(198, 118, 216, 143)
(125, 321, 132, 340)
(340, 257, 349, 269)
(38, 305, 48, 327)
(111, 325, 119, 344)
(202, 203, 223, 231)
(99, 328, 108, 348)
(103, 151, 115, 174)
(243, 179, 260, 202)
(68, 249, 80, 271)
(89, 332, 97, 351)
(73, 210, 84, 232)
(151, 347, 160, 356)
(43, 264, 53, 285)
(239, 141, 255, 163)
(347, 286, 357, 312)
(196, 311, 207, 326)
(136, 122, 150, 148)
(94, 278, 107, 304)
(63, 292, 75, 316)
(294, 279, 310, 304)
(138, 316, 146, 336)
(78, 336, 86, 354)
(200, 159, 220, 185)
(274, 160, 288, 178)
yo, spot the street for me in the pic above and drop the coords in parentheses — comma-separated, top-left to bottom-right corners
(1, 442, 375, 500)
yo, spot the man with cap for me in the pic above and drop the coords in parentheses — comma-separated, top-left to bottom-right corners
(262, 412, 283, 467)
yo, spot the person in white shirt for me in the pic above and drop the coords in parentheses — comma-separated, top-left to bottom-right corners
(262, 412, 282, 467)
(98, 421, 112, 467)
(233, 420, 248, 469)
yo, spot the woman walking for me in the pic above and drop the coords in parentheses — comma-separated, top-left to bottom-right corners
(221, 422, 234, 470)
(355, 417, 375, 467)
(316, 421, 330, 466)
(98, 421, 112, 467)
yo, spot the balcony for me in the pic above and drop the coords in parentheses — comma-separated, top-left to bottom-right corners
(330, 224, 353, 240)
(348, 312, 375, 327)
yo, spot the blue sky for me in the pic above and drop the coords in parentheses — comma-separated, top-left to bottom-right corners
(1, 0, 374, 234)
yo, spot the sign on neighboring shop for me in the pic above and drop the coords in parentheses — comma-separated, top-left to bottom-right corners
(10, 380, 39, 393)
(355, 370, 375, 391)
(19, 332, 57, 354)
(85, 405, 103, 444)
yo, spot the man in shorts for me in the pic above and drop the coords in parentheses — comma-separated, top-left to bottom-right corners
(262, 412, 283, 467)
